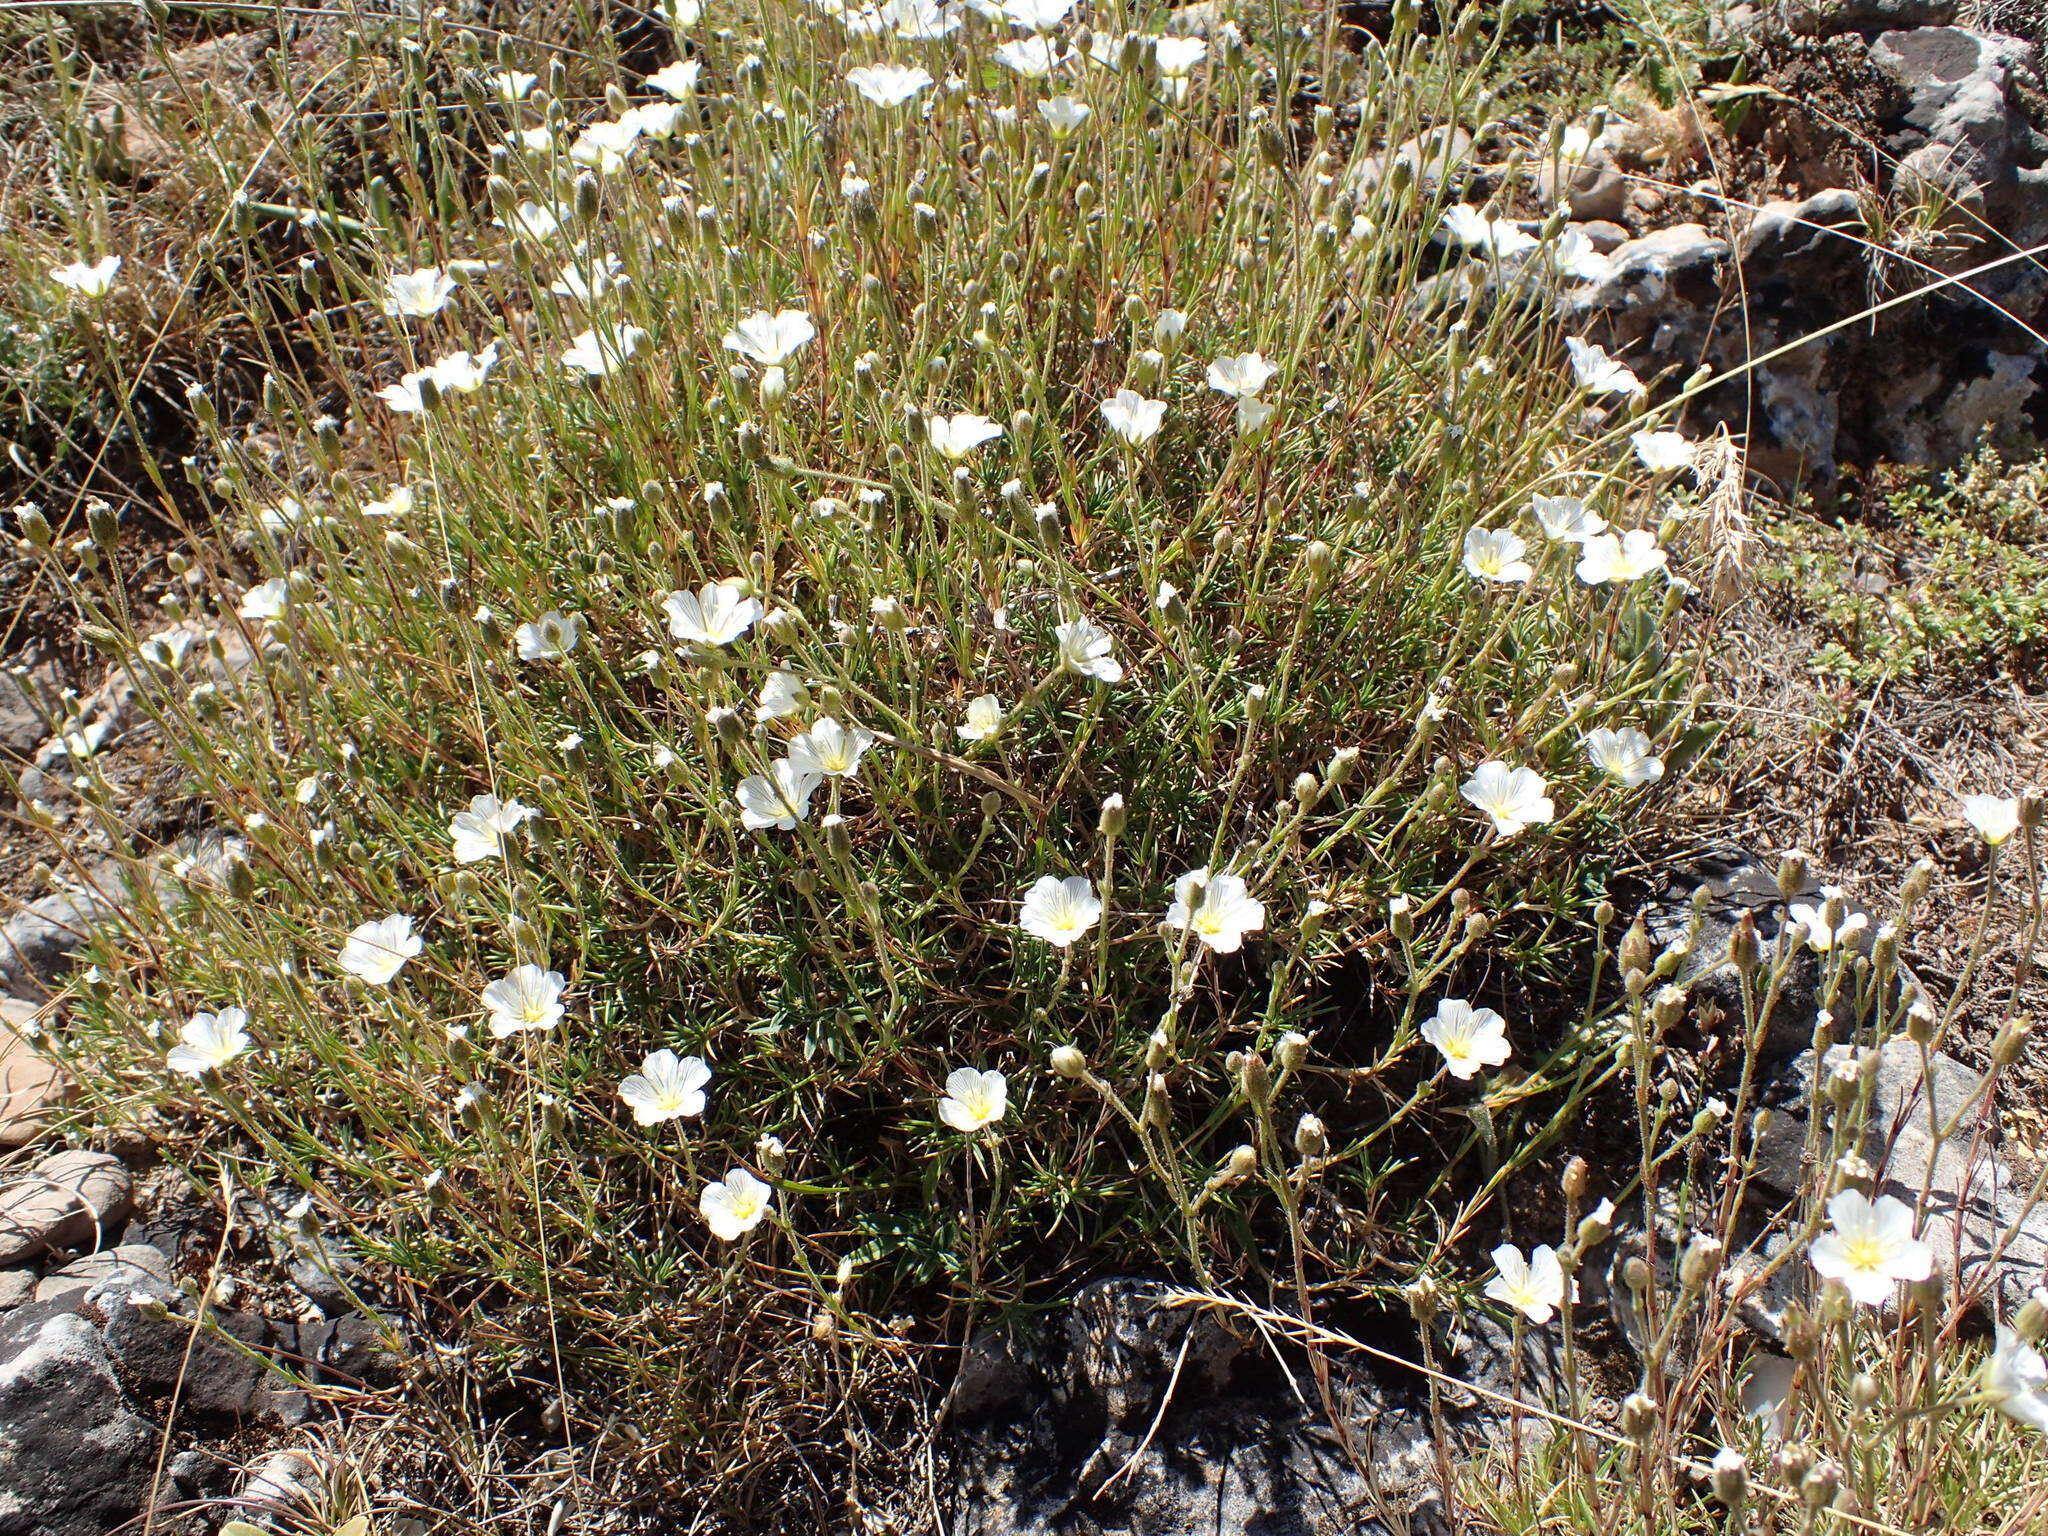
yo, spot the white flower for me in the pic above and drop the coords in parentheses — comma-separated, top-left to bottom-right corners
(449, 793, 538, 863)
(569, 117, 643, 173)
(1440, 205, 1537, 258)
(938, 1067, 1009, 1132)
(1962, 794, 2022, 847)
(377, 344, 500, 413)
(1154, 34, 1207, 81)
(166, 1008, 251, 1075)
(51, 254, 121, 300)
(757, 671, 809, 721)
(736, 759, 821, 830)
(846, 63, 934, 106)
(562, 325, 649, 376)
(362, 484, 414, 518)
(957, 693, 1004, 742)
(1985, 1327, 2048, 1433)
(1786, 889, 1869, 953)
(622, 101, 683, 139)
(1234, 396, 1276, 436)
(700, 1168, 773, 1240)
(1584, 728, 1665, 788)
(381, 267, 456, 318)
(1461, 761, 1554, 838)
(1809, 1189, 1932, 1306)
(1485, 1243, 1567, 1325)
(646, 59, 704, 97)
(927, 412, 1004, 459)
(1100, 388, 1167, 445)
(496, 201, 564, 239)
(1019, 875, 1102, 947)
(1574, 529, 1667, 585)
(1550, 226, 1612, 282)
(1037, 95, 1091, 138)
(1421, 999, 1511, 1080)
(549, 253, 627, 304)
(1206, 352, 1275, 399)
(1003, 0, 1074, 29)
(489, 69, 537, 101)
(337, 914, 423, 985)
(481, 964, 567, 1038)
(1462, 526, 1533, 584)
(515, 609, 585, 660)
(237, 578, 290, 622)
(664, 0, 702, 24)
(885, 0, 959, 37)
(1165, 868, 1265, 954)
(787, 716, 877, 779)
(1054, 617, 1123, 683)
(617, 1049, 711, 1125)
(996, 36, 1065, 76)
(1530, 494, 1607, 543)
(1631, 430, 1695, 473)
(1566, 336, 1645, 398)
(722, 308, 817, 366)
(664, 582, 762, 646)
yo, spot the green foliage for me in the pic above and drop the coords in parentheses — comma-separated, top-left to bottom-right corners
(1766, 444, 2048, 689)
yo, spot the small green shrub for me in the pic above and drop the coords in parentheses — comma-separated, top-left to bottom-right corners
(1766, 444, 2048, 690)
(24, 0, 1720, 1500)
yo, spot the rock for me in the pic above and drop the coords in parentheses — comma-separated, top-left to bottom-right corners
(1574, 219, 1632, 253)
(0, 998, 62, 1146)
(1751, 1037, 2048, 1313)
(32, 1242, 170, 1305)
(1738, 187, 1866, 265)
(291, 1314, 405, 1390)
(1779, 0, 1957, 33)
(0, 1149, 134, 1267)
(0, 1313, 156, 1535)
(0, 1271, 32, 1310)
(0, 885, 118, 999)
(235, 1448, 331, 1525)
(0, 666, 55, 761)
(944, 1278, 1453, 1535)
(1574, 222, 1730, 316)
(1348, 125, 1474, 196)
(101, 1291, 277, 1417)
(1537, 140, 1631, 224)
(1639, 848, 1840, 1061)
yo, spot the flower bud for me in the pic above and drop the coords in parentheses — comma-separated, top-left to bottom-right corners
(1679, 1235, 1724, 1292)
(1709, 1447, 1747, 1507)
(1050, 1045, 1087, 1079)
(1388, 894, 1415, 942)
(1405, 1273, 1442, 1321)
(2015, 1292, 2048, 1343)
(1276, 1031, 1309, 1071)
(1142, 1072, 1170, 1129)
(1619, 918, 1652, 975)
(1098, 793, 1126, 838)
(1727, 910, 1762, 974)
(1293, 1113, 1328, 1159)
(1237, 1050, 1271, 1105)
(1620, 1392, 1659, 1439)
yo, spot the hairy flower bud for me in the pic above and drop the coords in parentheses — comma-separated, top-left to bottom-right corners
(1050, 1045, 1087, 1080)
(1293, 1113, 1328, 1159)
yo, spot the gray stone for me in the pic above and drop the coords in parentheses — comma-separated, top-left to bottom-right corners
(0, 1271, 31, 1310)
(101, 1291, 277, 1418)
(1751, 1037, 2048, 1312)
(0, 1150, 133, 1268)
(1781, 0, 1957, 33)
(235, 1448, 330, 1525)
(1537, 141, 1631, 224)
(0, 1313, 155, 1536)
(32, 1242, 170, 1305)
(1639, 848, 1840, 1060)
(944, 1278, 1456, 1535)
(1574, 219, 1632, 253)
(0, 886, 117, 999)
(1348, 125, 1474, 196)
